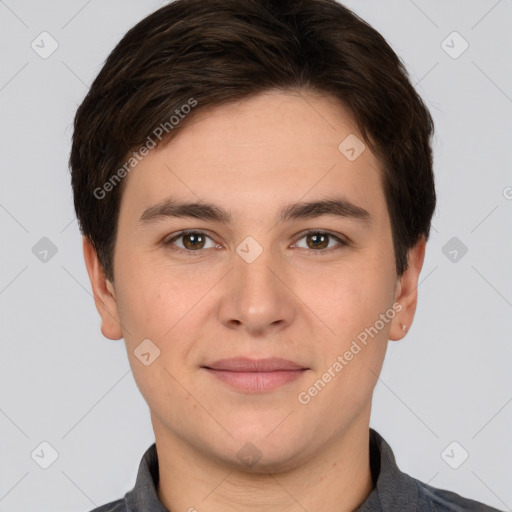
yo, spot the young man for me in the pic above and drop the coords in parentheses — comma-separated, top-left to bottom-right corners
(70, 0, 502, 510)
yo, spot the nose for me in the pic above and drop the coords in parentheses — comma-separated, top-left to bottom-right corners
(217, 241, 296, 337)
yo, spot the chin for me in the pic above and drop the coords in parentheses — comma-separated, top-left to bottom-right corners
(215, 427, 314, 475)
(223, 444, 308, 475)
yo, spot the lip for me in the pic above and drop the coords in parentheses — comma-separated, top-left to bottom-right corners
(202, 358, 309, 392)
(203, 357, 307, 372)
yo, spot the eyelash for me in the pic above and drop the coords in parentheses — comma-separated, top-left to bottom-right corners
(162, 229, 349, 256)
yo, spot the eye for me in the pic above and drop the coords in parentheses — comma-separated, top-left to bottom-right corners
(163, 230, 218, 254)
(162, 229, 349, 255)
(293, 230, 348, 253)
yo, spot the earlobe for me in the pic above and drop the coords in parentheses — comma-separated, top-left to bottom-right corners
(82, 236, 124, 340)
(389, 236, 427, 341)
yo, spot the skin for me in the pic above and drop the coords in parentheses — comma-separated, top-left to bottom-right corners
(83, 89, 426, 512)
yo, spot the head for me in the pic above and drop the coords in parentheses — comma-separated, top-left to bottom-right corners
(71, 0, 435, 471)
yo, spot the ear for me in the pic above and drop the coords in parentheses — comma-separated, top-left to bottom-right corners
(82, 236, 123, 340)
(389, 235, 427, 341)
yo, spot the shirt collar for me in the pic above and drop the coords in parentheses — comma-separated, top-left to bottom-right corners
(355, 428, 419, 511)
(125, 440, 168, 512)
(124, 428, 417, 512)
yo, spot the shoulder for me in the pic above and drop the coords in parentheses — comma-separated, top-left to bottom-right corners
(368, 429, 502, 512)
(415, 478, 503, 511)
(86, 498, 126, 512)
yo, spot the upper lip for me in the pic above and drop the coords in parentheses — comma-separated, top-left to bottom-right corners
(203, 357, 308, 372)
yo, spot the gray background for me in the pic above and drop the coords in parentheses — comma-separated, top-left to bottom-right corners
(0, 0, 511, 511)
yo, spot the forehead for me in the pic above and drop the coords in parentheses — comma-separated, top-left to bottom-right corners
(118, 90, 386, 224)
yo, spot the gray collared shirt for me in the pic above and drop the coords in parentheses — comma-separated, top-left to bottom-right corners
(89, 428, 503, 511)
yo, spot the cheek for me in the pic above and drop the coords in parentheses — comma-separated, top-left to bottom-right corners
(305, 261, 396, 380)
(114, 271, 197, 412)
(301, 260, 392, 331)
(114, 246, 191, 337)
(303, 265, 392, 407)
(114, 260, 214, 393)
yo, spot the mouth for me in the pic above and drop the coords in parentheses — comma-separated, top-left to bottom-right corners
(201, 357, 309, 393)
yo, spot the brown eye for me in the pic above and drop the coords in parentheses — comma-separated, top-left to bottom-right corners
(306, 232, 329, 250)
(164, 231, 217, 253)
(294, 231, 348, 253)
(182, 232, 206, 250)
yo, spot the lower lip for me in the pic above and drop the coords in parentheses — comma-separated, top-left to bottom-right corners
(203, 368, 307, 392)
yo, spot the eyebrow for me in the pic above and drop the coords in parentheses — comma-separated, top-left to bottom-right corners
(138, 196, 371, 226)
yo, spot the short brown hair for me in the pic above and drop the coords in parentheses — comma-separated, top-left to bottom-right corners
(70, 0, 436, 283)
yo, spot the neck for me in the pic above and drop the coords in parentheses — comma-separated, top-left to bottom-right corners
(154, 414, 374, 512)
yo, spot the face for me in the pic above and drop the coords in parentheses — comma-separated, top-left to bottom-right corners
(84, 89, 425, 472)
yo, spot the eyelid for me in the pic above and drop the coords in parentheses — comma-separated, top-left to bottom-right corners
(291, 229, 350, 253)
(163, 229, 220, 252)
(162, 229, 350, 254)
